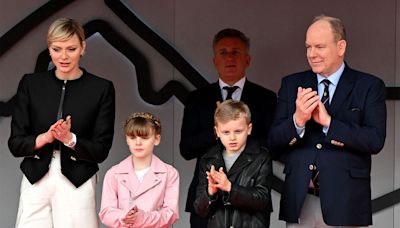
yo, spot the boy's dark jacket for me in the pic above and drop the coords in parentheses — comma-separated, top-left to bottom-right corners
(194, 138, 273, 228)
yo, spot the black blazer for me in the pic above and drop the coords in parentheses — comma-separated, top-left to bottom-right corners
(180, 79, 277, 213)
(268, 65, 387, 226)
(8, 69, 115, 187)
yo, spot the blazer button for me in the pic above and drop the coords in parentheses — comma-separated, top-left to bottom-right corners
(70, 156, 76, 161)
(316, 143, 322, 149)
(309, 164, 314, 170)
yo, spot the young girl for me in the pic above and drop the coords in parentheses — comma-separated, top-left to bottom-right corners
(99, 112, 179, 228)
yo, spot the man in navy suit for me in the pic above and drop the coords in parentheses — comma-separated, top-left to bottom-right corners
(268, 15, 387, 227)
(180, 28, 277, 228)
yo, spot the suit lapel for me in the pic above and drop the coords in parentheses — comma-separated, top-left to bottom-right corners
(241, 80, 260, 104)
(329, 66, 355, 116)
(210, 82, 224, 102)
(303, 71, 318, 91)
(240, 80, 251, 102)
(300, 68, 354, 117)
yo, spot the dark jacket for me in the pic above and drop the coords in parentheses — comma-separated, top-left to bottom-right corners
(180, 80, 277, 213)
(268, 65, 386, 226)
(194, 139, 273, 228)
(8, 69, 115, 187)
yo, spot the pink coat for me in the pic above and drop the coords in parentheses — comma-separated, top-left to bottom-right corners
(99, 154, 179, 228)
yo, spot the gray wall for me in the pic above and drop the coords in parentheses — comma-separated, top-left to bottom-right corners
(0, 0, 398, 227)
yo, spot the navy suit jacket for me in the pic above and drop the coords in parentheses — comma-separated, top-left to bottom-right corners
(180, 79, 277, 213)
(268, 65, 386, 226)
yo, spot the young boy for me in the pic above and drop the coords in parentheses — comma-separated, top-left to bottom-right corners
(194, 100, 273, 228)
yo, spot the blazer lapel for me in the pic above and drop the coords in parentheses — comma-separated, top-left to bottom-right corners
(240, 80, 251, 102)
(299, 69, 354, 117)
(211, 82, 223, 101)
(329, 66, 355, 116)
(303, 71, 318, 91)
(241, 80, 262, 104)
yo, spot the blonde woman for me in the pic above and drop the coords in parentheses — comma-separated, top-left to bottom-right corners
(8, 18, 115, 227)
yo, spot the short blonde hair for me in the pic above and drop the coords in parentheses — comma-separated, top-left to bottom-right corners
(214, 100, 251, 125)
(124, 112, 161, 137)
(47, 18, 85, 46)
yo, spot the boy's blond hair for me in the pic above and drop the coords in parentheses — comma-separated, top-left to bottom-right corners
(214, 100, 251, 125)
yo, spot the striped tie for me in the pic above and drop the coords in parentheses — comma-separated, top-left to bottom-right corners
(321, 79, 330, 108)
(310, 79, 331, 195)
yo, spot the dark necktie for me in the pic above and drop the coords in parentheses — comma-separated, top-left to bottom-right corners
(223, 86, 239, 100)
(321, 79, 330, 108)
(310, 79, 331, 193)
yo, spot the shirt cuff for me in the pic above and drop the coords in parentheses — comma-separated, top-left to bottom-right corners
(293, 114, 305, 138)
(322, 126, 329, 135)
(64, 133, 77, 147)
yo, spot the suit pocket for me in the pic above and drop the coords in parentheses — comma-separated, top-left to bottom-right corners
(349, 168, 370, 179)
(342, 107, 363, 125)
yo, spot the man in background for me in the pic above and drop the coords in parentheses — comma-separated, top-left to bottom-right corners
(180, 28, 277, 228)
